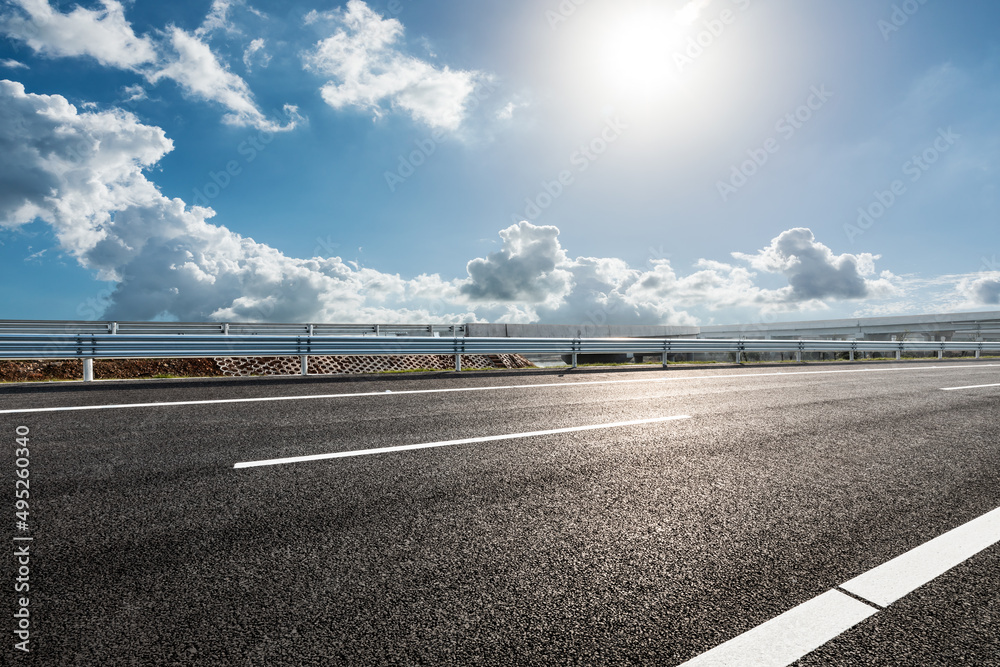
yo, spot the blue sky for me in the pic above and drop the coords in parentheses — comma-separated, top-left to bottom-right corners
(0, 0, 998, 326)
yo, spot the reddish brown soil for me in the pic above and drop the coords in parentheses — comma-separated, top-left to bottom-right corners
(0, 358, 225, 382)
(0, 354, 535, 382)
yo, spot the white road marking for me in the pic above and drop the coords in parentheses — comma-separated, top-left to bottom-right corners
(840, 505, 1000, 607)
(941, 383, 1000, 391)
(2, 363, 998, 415)
(233, 415, 691, 469)
(677, 590, 878, 667)
(682, 504, 1000, 666)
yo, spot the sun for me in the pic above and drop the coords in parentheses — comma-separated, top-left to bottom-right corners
(595, 5, 687, 100)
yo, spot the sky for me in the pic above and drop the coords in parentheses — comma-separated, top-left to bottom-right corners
(0, 0, 998, 327)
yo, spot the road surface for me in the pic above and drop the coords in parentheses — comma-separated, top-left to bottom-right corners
(2, 360, 998, 665)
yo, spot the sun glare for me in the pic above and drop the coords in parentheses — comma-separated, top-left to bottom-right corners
(675, 0, 712, 26)
(596, 6, 686, 101)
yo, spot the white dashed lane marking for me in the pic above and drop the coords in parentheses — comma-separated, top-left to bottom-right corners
(680, 505, 1000, 666)
(233, 415, 691, 468)
(941, 382, 1000, 391)
(678, 590, 878, 667)
(840, 505, 1000, 607)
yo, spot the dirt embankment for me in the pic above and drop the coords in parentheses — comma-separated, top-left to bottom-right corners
(1, 354, 535, 382)
(0, 359, 224, 383)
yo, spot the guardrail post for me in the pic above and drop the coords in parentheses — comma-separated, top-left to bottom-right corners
(83, 358, 94, 382)
(796, 339, 802, 363)
(662, 339, 669, 368)
(300, 355, 309, 376)
(976, 338, 982, 359)
(938, 336, 944, 360)
(454, 337, 463, 372)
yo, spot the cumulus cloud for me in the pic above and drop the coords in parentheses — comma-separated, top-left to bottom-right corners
(0, 79, 462, 322)
(1, 58, 29, 69)
(1, 0, 297, 131)
(303, 0, 491, 130)
(461, 222, 573, 305)
(457, 225, 907, 325)
(456, 224, 845, 326)
(957, 274, 1000, 306)
(732, 227, 898, 303)
(540, 256, 700, 327)
(0, 79, 173, 254)
(0, 80, 914, 326)
(0, 0, 156, 68)
(456, 225, 718, 325)
(626, 259, 773, 311)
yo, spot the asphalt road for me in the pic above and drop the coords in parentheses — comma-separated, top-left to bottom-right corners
(2, 360, 999, 665)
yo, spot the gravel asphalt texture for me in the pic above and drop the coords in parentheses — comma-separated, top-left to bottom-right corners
(1, 360, 998, 665)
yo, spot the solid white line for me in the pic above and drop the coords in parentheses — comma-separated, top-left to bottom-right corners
(941, 383, 1000, 391)
(3, 363, 998, 415)
(840, 505, 1000, 607)
(677, 590, 878, 667)
(233, 415, 691, 469)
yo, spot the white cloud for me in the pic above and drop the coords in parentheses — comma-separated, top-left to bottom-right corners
(627, 259, 777, 310)
(0, 80, 951, 327)
(303, 9, 339, 26)
(195, 0, 267, 35)
(455, 223, 892, 327)
(1, 0, 298, 132)
(121, 84, 146, 103)
(496, 102, 516, 121)
(148, 28, 299, 132)
(303, 0, 491, 130)
(196, 0, 240, 37)
(495, 99, 529, 121)
(242, 37, 271, 72)
(0, 80, 464, 323)
(1, 58, 29, 69)
(957, 274, 1000, 306)
(0, 0, 156, 68)
(461, 222, 573, 306)
(732, 228, 899, 303)
(0, 79, 173, 255)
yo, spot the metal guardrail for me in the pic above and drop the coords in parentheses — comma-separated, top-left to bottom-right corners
(1, 334, 998, 381)
(0, 320, 465, 337)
